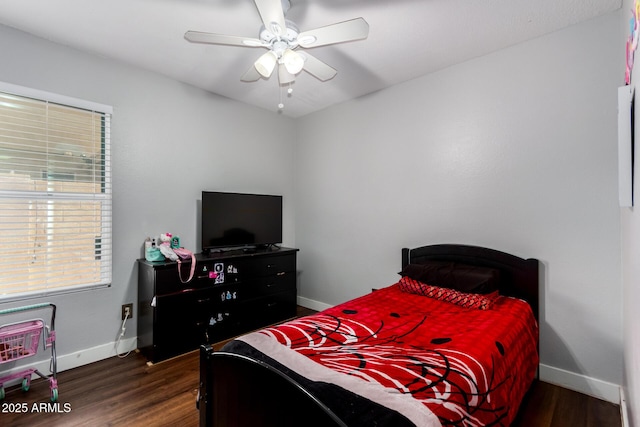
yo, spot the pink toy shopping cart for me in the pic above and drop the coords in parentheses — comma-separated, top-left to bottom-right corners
(0, 303, 58, 402)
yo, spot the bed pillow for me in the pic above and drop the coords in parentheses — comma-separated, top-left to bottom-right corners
(398, 276, 500, 310)
(399, 261, 500, 294)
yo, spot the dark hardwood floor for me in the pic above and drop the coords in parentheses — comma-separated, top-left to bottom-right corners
(1, 307, 622, 427)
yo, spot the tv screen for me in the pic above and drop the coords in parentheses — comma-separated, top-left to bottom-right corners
(201, 191, 283, 252)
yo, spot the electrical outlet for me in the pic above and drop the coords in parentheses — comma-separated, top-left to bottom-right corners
(122, 303, 133, 320)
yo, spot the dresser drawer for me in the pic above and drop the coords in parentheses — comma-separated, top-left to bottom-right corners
(259, 254, 296, 275)
(255, 272, 295, 296)
(236, 254, 296, 278)
(202, 307, 244, 344)
(208, 283, 243, 305)
(197, 286, 244, 344)
(242, 291, 297, 329)
(192, 253, 295, 287)
(154, 265, 193, 295)
(152, 289, 209, 360)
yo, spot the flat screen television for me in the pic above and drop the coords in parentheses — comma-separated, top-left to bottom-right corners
(201, 191, 283, 252)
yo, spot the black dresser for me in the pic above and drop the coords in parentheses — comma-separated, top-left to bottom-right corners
(137, 247, 298, 363)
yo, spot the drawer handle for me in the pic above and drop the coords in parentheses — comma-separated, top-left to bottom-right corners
(266, 283, 275, 288)
(276, 272, 286, 276)
(197, 298, 211, 304)
(267, 302, 278, 308)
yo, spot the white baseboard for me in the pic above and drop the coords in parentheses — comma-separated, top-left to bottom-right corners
(621, 388, 630, 427)
(297, 296, 332, 312)
(539, 363, 620, 404)
(0, 336, 137, 388)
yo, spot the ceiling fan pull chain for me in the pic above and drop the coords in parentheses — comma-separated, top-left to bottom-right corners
(278, 86, 284, 110)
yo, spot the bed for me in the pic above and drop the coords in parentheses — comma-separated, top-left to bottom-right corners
(197, 244, 539, 427)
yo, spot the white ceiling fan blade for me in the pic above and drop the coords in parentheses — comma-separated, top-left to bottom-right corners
(299, 52, 337, 81)
(254, 0, 287, 36)
(298, 18, 369, 48)
(241, 65, 262, 82)
(278, 64, 296, 84)
(184, 31, 264, 47)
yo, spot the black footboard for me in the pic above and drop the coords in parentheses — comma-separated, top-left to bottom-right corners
(198, 344, 346, 427)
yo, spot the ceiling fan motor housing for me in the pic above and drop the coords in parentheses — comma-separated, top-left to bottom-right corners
(259, 19, 300, 50)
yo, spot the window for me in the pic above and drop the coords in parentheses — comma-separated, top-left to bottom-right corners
(0, 82, 112, 300)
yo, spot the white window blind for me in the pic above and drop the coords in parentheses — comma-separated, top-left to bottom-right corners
(0, 83, 112, 300)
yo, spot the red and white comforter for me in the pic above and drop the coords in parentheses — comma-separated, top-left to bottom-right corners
(226, 283, 538, 426)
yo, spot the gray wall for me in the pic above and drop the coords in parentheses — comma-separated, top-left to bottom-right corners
(294, 11, 623, 398)
(0, 23, 296, 369)
(621, 0, 640, 424)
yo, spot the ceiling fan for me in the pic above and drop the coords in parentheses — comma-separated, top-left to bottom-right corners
(184, 0, 369, 86)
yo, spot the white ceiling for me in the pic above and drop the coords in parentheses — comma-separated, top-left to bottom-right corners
(0, 0, 622, 118)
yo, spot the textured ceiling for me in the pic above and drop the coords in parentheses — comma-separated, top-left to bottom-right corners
(0, 0, 622, 117)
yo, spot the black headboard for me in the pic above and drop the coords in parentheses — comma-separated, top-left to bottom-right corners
(402, 244, 539, 320)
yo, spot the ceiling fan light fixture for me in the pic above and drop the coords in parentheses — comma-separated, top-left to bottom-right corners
(254, 51, 278, 78)
(278, 64, 296, 84)
(282, 49, 304, 75)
